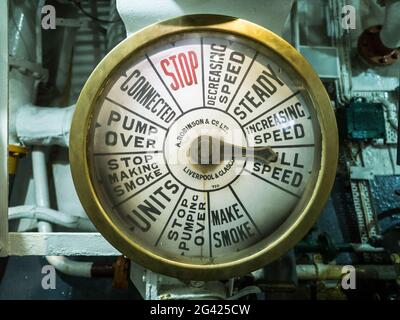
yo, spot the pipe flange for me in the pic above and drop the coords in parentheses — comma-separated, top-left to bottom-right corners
(358, 25, 400, 66)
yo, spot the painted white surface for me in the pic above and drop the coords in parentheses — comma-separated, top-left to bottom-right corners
(16, 104, 74, 147)
(8, 206, 93, 229)
(117, 0, 292, 36)
(8, 232, 120, 256)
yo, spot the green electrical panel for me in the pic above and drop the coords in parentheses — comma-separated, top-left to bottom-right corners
(345, 100, 386, 140)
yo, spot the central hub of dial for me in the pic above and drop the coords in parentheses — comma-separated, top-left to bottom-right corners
(164, 108, 248, 191)
(188, 135, 278, 167)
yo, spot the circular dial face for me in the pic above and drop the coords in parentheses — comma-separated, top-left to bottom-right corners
(71, 15, 337, 280)
(92, 32, 317, 259)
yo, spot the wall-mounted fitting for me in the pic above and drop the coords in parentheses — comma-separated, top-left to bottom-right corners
(357, 25, 399, 66)
(8, 145, 28, 199)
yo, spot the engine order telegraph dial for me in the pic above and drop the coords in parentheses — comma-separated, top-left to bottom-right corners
(70, 15, 338, 280)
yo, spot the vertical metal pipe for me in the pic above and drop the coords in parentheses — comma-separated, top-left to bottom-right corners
(32, 147, 93, 277)
(32, 147, 52, 232)
(32, 147, 50, 208)
(0, 0, 9, 256)
(397, 85, 400, 165)
(8, 0, 38, 145)
(290, 0, 300, 50)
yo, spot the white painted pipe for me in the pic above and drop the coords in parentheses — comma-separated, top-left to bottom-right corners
(32, 148, 50, 207)
(17, 104, 74, 147)
(44, 255, 92, 278)
(380, 0, 400, 49)
(116, 0, 292, 36)
(8, 206, 93, 229)
(8, 1, 39, 145)
(32, 147, 93, 278)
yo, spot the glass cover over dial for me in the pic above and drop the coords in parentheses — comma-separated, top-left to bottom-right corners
(70, 16, 337, 279)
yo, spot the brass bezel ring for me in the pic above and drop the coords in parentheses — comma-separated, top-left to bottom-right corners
(70, 14, 338, 280)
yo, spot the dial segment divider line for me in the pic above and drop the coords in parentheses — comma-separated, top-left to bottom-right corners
(207, 191, 212, 258)
(112, 172, 171, 209)
(154, 186, 187, 247)
(225, 51, 259, 113)
(242, 90, 301, 127)
(228, 185, 262, 236)
(104, 96, 169, 131)
(244, 168, 300, 198)
(145, 53, 184, 115)
(201, 37, 205, 107)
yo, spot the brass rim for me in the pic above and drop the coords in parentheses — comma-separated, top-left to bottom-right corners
(69, 14, 338, 280)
